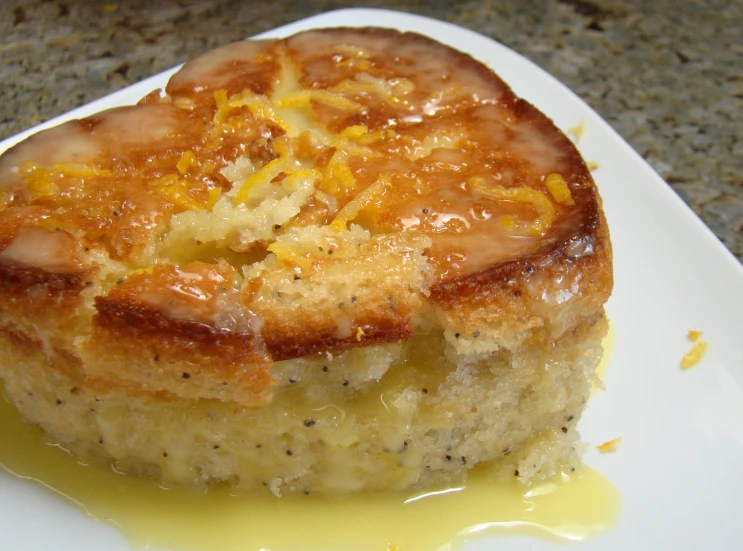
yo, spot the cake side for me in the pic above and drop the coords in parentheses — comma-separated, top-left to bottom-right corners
(0, 27, 612, 495)
(0, 310, 607, 494)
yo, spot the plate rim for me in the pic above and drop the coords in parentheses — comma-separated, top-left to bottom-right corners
(2, 7, 743, 551)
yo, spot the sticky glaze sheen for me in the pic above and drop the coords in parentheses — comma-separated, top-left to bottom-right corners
(0, 380, 619, 551)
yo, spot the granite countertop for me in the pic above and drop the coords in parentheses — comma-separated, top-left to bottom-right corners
(2, 0, 741, 262)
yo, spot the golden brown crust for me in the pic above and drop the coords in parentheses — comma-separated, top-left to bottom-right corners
(0, 27, 612, 406)
(264, 307, 413, 362)
(83, 297, 274, 406)
(93, 297, 253, 360)
(0, 263, 87, 293)
(85, 261, 274, 405)
(88, 297, 274, 405)
(0, 232, 93, 352)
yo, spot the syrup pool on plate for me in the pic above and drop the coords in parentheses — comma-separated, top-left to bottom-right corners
(0, 329, 618, 551)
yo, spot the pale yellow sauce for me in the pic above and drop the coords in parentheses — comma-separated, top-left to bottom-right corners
(0, 328, 618, 551)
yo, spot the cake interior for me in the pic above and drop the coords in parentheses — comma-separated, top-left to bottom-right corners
(0, 311, 606, 496)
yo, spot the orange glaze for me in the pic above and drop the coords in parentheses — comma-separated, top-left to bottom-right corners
(0, 100, 282, 264)
(0, 27, 594, 282)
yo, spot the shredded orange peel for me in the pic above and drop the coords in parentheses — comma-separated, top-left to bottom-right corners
(149, 174, 212, 211)
(207, 90, 230, 147)
(18, 161, 115, 203)
(499, 215, 516, 230)
(207, 84, 392, 211)
(322, 152, 357, 195)
(681, 330, 708, 370)
(567, 119, 585, 142)
(469, 177, 556, 237)
(209, 88, 293, 148)
(275, 89, 366, 114)
(596, 437, 621, 453)
(266, 241, 311, 269)
(329, 175, 390, 232)
(228, 91, 291, 132)
(17, 159, 219, 214)
(544, 173, 575, 206)
(129, 265, 155, 277)
(176, 151, 197, 175)
(233, 157, 289, 205)
(330, 74, 415, 107)
(337, 125, 385, 146)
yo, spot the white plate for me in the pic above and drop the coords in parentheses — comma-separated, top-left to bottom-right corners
(2, 8, 743, 551)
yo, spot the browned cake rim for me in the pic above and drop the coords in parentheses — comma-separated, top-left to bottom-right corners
(0, 27, 612, 378)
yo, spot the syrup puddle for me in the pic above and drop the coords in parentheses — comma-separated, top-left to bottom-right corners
(0, 329, 618, 551)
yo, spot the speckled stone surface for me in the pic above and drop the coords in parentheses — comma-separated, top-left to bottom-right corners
(1, 0, 741, 261)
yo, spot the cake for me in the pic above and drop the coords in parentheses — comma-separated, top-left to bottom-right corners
(0, 27, 612, 496)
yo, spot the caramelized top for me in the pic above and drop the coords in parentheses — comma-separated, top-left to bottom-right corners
(0, 28, 609, 372)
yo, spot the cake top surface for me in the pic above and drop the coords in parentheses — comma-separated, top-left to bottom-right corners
(0, 28, 598, 279)
(0, 28, 611, 404)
